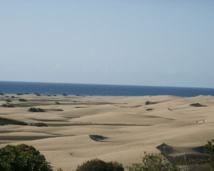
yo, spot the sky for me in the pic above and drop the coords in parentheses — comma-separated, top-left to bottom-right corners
(0, 0, 214, 88)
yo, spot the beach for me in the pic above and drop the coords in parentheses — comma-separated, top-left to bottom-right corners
(0, 94, 213, 170)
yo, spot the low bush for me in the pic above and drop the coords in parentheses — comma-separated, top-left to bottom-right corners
(0, 144, 52, 171)
(128, 152, 179, 171)
(76, 158, 124, 171)
(204, 139, 214, 169)
(2, 104, 15, 107)
(29, 107, 45, 112)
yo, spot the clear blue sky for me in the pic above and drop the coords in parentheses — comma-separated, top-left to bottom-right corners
(0, 0, 214, 88)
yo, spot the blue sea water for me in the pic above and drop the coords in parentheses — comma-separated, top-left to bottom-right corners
(0, 81, 214, 97)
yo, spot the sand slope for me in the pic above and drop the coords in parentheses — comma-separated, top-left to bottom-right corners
(0, 94, 214, 170)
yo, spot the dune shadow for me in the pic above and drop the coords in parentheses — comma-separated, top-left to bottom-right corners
(0, 135, 55, 141)
(89, 135, 108, 142)
(45, 109, 64, 111)
(190, 103, 207, 107)
(32, 118, 68, 122)
(156, 143, 209, 162)
(145, 101, 158, 105)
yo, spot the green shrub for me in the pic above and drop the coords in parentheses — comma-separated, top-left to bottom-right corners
(29, 107, 45, 112)
(106, 161, 124, 171)
(128, 152, 179, 171)
(2, 104, 15, 107)
(30, 122, 48, 127)
(55, 101, 60, 104)
(204, 139, 214, 169)
(0, 144, 52, 171)
(76, 158, 124, 171)
(55, 169, 63, 171)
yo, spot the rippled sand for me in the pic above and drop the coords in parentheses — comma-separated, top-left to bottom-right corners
(0, 94, 213, 170)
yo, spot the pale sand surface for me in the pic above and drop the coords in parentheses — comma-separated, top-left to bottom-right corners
(0, 94, 214, 170)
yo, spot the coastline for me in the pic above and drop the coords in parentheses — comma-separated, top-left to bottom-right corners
(0, 94, 213, 170)
(1, 81, 214, 97)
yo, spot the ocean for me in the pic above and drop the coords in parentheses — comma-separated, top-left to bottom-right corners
(0, 81, 214, 97)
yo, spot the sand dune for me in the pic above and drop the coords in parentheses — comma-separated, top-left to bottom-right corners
(0, 94, 214, 170)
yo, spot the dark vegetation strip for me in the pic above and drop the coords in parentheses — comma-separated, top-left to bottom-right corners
(0, 117, 47, 127)
(2, 104, 15, 108)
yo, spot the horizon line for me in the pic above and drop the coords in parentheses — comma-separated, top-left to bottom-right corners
(0, 80, 213, 89)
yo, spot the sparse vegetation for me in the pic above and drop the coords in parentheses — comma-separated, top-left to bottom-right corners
(0, 117, 28, 125)
(0, 144, 52, 171)
(2, 104, 15, 107)
(1, 92, 214, 171)
(76, 158, 124, 171)
(29, 107, 45, 112)
(30, 122, 48, 127)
